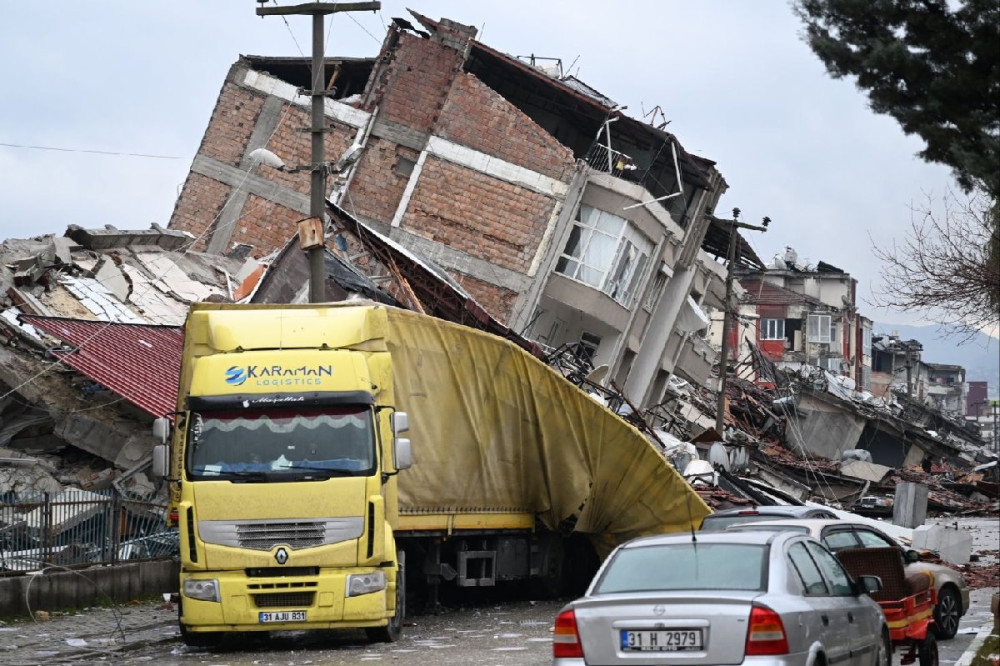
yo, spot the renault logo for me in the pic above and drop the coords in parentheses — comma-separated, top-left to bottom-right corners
(275, 547, 289, 565)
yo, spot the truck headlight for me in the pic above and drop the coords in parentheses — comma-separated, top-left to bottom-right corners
(346, 571, 386, 597)
(183, 578, 221, 603)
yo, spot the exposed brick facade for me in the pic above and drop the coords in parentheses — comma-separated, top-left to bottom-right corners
(198, 82, 266, 167)
(450, 271, 518, 322)
(168, 72, 359, 257)
(341, 137, 411, 224)
(168, 174, 231, 252)
(438, 74, 575, 182)
(367, 33, 464, 133)
(402, 158, 558, 274)
(230, 195, 306, 254)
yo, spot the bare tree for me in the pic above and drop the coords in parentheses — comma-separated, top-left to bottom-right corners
(870, 189, 1000, 341)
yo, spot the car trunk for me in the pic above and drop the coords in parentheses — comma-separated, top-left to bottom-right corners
(572, 592, 759, 664)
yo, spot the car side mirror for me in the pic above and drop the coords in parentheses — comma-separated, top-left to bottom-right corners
(904, 549, 920, 564)
(857, 575, 882, 596)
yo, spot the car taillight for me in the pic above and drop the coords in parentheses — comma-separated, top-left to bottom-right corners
(553, 609, 584, 659)
(745, 605, 789, 655)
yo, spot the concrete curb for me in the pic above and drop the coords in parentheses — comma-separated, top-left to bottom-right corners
(954, 621, 997, 666)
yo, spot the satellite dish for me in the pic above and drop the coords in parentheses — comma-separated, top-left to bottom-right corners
(585, 364, 609, 384)
(708, 442, 731, 472)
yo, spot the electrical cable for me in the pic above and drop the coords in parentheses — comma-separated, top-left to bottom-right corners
(0, 142, 183, 160)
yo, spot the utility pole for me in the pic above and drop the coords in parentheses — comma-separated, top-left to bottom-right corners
(715, 209, 769, 435)
(256, 2, 380, 303)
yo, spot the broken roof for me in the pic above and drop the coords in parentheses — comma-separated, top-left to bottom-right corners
(18, 316, 182, 419)
(739, 279, 825, 307)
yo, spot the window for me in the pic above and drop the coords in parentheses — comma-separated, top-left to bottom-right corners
(805, 542, 854, 596)
(823, 530, 861, 551)
(862, 326, 872, 356)
(787, 542, 828, 595)
(556, 205, 653, 306)
(807, 314, 833, 343)
(594, 543, 766, 593)
(578, 332, 602, 364)
(643, 265, 668, 310)
(761, 318, 785, 340)
(854, 529, 896, 550)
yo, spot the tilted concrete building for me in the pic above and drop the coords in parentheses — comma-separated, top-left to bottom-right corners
(165, 11, 761, 408)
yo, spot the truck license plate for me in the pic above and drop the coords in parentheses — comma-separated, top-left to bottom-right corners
(258, 610, 307, 623)
(621, 629, 703, 651)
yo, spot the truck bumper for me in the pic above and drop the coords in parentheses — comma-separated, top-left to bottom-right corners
(180, 569, 393, 632)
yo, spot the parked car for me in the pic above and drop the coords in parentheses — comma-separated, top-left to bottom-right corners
(698, 505, 839, 532)
(724, 518, 970, 639)
(553, 530, 890, 666)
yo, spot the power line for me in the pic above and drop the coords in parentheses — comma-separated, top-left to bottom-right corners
(0, 142, 183, 160)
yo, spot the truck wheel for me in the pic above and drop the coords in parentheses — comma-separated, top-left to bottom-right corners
(933, 586, 961, 639)
(367, 551, 405, 643)
(178, 600, 224, 649)
(918, 632, 939, 666)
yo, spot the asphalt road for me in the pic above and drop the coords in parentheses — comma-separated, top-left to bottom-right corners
(1, 516, 994, 665)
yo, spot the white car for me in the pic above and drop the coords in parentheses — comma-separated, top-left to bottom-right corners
(725, 519, 970, 639)
(553, 530, 890, 666)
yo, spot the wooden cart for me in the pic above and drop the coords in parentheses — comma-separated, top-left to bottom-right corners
(837, 547, 939, 666)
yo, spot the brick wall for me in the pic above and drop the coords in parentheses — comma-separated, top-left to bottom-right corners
(370, 33, 464, 133)
(402, 158, 558, 273)
(450, 271, 518, 322)
(438, 73, 576, 182)
(168, 75, 359, 257)
(230, 195, 306, 254)
(341, 137, 413, 223)
(198, 82, 266, 167)
(167, 174, 231, 252)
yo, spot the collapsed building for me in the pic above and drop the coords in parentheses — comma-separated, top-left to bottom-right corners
(0, 12, 995, 561)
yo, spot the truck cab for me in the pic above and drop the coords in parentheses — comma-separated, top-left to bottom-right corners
(151, 303, 410, 646)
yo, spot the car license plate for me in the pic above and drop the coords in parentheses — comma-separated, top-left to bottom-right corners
(258, 610, 307, 623)
(621, 629, 703, 652)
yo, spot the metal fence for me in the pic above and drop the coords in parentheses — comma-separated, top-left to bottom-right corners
(0, 489, 177, 574)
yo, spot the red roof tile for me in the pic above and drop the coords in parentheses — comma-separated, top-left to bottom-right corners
(20, 316, 182, 418)
(739, 280, 824, 307)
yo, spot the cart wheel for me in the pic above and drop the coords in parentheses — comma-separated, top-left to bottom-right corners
(918, 632, 938, 666)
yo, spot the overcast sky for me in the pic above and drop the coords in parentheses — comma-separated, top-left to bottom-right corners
(1, 1, 986, 336)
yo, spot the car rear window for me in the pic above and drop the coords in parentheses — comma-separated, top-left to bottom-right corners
(593, 543, 767, 593)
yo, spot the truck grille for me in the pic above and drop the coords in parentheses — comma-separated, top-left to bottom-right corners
(253, 592, 315, 608)
(236, 522, 325, 550)
(198, 517, 364, 551)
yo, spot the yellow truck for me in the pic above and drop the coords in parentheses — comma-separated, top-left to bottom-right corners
(152, 302, 708, 646)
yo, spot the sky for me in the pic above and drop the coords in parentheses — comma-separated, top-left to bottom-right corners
(0, 1, 988, 337)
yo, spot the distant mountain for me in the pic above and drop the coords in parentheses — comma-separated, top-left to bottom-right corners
(874, 323, 999, 396)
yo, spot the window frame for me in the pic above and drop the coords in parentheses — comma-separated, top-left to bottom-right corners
(787, 541, 829, 596)
(556, 204, 653, 307)
(761, 318, 785, 341)
(805, 541, 855, 596)
(807, 314, 833, 343)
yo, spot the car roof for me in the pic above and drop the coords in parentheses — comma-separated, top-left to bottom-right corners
(621, 530, 797, 549)
(704, 505, 832, 518)
(726, 518, 886, 534)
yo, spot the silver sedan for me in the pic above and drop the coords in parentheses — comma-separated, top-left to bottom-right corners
(553, 530, 890, 666)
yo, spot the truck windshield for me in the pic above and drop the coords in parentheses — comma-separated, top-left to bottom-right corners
(187, 405, 375, 480)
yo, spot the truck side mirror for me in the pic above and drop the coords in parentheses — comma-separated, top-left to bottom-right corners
(392, 411, 409, 435)
(151, 444, 170, 479)
(394, 438, 411, 470)
(152, 417, 170, 444)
